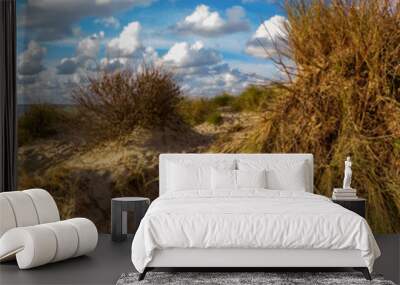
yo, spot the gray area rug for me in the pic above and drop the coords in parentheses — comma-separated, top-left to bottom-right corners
(116, 272, 396, 285)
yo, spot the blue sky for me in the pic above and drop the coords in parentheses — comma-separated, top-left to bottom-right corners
(16, 0, 287, 104)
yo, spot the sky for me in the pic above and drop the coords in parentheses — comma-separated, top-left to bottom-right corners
(16, 0, 287, 104)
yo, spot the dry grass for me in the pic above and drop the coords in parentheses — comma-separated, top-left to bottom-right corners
(217, 0, 400, 233)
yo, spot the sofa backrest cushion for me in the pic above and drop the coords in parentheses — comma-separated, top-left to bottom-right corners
(0, 189, 60, 238)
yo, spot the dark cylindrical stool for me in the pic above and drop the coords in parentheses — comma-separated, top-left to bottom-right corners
(111, 197, 150, 242)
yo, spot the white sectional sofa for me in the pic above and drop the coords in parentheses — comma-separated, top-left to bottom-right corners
(0, 188, 98, 269)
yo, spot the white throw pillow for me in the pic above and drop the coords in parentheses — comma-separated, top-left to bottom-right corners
(167, 162, 210, 191)
(211, 168, 236, 190)
(211, 169, 267, 190)
(167, 159, 236, 192)
(237, 159, 308, 191)
(236, 169, 267, 189)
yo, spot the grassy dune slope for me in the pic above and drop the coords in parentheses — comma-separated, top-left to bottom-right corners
(18, 122, 211, 232)
(213, 0, 400, 233)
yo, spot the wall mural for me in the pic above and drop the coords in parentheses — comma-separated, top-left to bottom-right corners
(16, 0, 400, 233)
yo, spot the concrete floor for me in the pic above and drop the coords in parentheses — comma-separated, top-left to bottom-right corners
(0, 234, 399, 285)
(0, 235, 134, 285)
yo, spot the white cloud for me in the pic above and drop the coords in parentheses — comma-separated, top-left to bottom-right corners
(181, 5, 224, 31)
(142, 46, 159, 64)
(98, 22, 160, 72)
(179, 64, 264, 97)
(18, 40, 47, 76)
(56, 58, 79, 74)
(161, 41, 264, 96)
(54, 20, 161, 76)
(71, 36, 265, 97)
(226, 5, 246, 21)
(142, 36, 177, 50)
(99, 58, 126, 72)
(106, 22, 144, 58)
(20, 18, 272, 103)
(19, 0, 155, 41)
(95, 16, 120, 29)
(56, 32, 104, 74)
(100, 46, 158, 72)
(227, 60, 279, 78)
(96, 0, 112, 5)
(246, 15, 287, 58)
(18, 66, 85, 104)
(173, 5, 250, 37)
(163, 41, 221, 68)
(77, 32, 104, 59)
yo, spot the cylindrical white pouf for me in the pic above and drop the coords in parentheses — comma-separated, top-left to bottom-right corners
(42, 221, 79, 262)
(0, 226, 57, 269)
(66, 218, 98, 257)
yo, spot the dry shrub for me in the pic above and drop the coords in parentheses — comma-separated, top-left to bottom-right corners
(72, 66, 182, 138)
(236, 0, 400, 233)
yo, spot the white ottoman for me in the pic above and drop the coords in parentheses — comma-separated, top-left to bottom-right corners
(0, 189, 98, 269)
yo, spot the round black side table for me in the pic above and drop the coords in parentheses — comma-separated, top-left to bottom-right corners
(111, 197, 150, 242)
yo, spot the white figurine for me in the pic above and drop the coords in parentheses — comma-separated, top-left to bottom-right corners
(343, 156, 352, 189)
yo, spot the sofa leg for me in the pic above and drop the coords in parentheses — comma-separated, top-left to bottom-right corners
(354, 267, 371, 280)
(138, 268, 148, 281)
